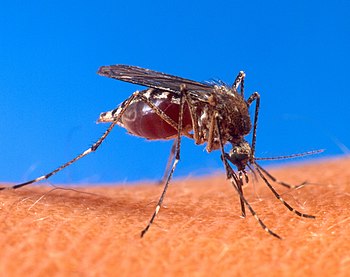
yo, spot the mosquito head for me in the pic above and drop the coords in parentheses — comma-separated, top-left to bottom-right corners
(226, 140, 252, 171)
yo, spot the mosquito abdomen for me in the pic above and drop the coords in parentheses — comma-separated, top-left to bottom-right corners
(122, 96, 192, 139)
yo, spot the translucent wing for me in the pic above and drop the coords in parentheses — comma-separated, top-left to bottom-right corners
(97, 65, 214, 96)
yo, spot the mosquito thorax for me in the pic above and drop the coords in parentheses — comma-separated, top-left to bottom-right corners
(226, 140, 252, 171)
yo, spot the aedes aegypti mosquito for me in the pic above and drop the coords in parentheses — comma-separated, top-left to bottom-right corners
(1, 65, 320, 239)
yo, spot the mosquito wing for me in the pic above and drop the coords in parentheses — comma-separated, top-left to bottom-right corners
(97, 65, 214, 97)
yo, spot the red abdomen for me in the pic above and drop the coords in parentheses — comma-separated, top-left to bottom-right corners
(121, 97, 192, 139)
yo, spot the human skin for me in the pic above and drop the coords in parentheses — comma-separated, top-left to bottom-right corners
(0, 157, 349, 276)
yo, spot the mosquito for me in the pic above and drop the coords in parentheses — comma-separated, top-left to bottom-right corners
(1, 65, 320, 239)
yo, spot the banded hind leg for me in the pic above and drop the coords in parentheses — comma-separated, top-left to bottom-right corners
(140, 84, 188, 237)
(0, 92, 141, 191)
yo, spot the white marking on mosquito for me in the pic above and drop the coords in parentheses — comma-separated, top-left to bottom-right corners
(223, 86, 236, 97)
(83, 149, 92, 155)
(200, 110, 208, 122)
(98, 111, 114, 123)
(114, 106, 123, 115)
(153, 91, 170, 99)
(36, 176, 46, 182)
(200, 108, 210, 127)
(155, 205, 160, 215)
(142, 88, 153, 99)
(169, 96, 180, 104)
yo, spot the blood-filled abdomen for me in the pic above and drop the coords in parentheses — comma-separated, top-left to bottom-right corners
(121, 96, 192, 140)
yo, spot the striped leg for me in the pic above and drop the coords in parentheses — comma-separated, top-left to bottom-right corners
(215, 117, 282, 239)
(225, 163, 281, 239)
(253, 163, 315, 219)
(232, 71, 246, 97)
(0, 92, 140, 191)
(246, 92, 260, 159)
(140, 85, 187, 237)
(158, 140, 177, 185)
(254, 163, 307, 189)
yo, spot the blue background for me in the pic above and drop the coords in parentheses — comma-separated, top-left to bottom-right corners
(1, 1, 349, 184)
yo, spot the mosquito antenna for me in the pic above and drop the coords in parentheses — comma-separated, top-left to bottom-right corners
(255, 149, 324, 161)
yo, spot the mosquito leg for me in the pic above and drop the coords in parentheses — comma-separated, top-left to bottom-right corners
(254, 163, 307, 189)
(246, 92, 260, 158)
(247, 164, 258, 182)
(0, 92, 140, 191)
(158, 140, 177, 185)
(246, 91, 316, 191)
(216, 117, 281, 239)
(224, 162, 246, 217)
(232, 71, 246, 97)
(206, 108, 217, 152)
(253, 164, 315, 219)
(237, 175, 246, 217)
(185, 94, 201, 144)
(141, 85, 186, 237)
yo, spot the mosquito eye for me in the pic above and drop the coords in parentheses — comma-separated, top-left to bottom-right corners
(228, 152, 248, 164)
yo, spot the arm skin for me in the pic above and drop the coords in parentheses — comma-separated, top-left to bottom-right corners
(0, 157, 349, 276)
